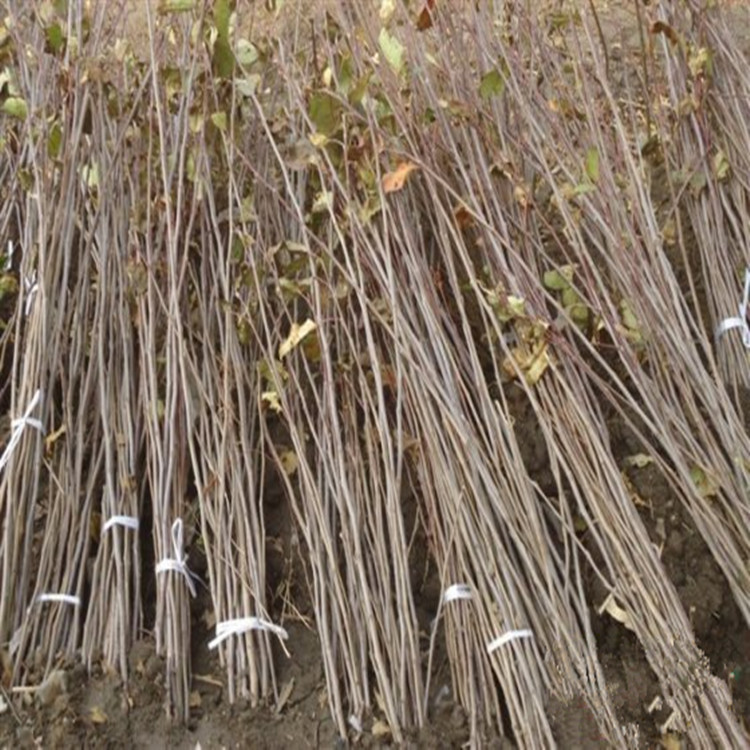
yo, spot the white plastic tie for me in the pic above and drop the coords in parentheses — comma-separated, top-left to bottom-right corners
(487, 628, 534, 654)
(3, 240, 14, 271)
(23, 273, 38, 317)
(442, 583, 473, 604)
(155, 518, 199, 597)
(716, 268, 750, 347)
(208, 617, 289, 650)
(37, 594, 81, 606)
(0, 390, 44, 473)
(102, 515, 140, 534)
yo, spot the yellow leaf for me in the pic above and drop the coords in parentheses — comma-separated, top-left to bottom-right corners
(378, 28, 405, 74)
(201, 609, 217, 629)
(502, 323, 552, 385)
(372, 719, 391, 737)
(312, 190, 333, 214)
(520, 346, 551, 385)
(261, 391, 282, 413)
(598, 593, 634, 632)
(623, 453, 654, 469)
(280, 450, 299, 476)
(44, 424, 66, 454)
(379, 0, 396, 23)
(661, 732, 683, 750)
(688, 46, 713, 78)
(89, 706, 108, 724)
(382, 161, 419, 193)
(279, 319, 318, 359)
(513, 184, 529, 208)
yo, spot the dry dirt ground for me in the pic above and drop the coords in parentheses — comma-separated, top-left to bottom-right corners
(2, 1, 750, 748)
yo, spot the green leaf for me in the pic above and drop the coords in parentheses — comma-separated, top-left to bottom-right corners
(348, 71, 372, 106)
(210, 111, 228, 131)
(45, 23, 65, 55)
(2, 97, 27, 119)
(378, 28, 404, 74)
(585, 147, 599, 183)
(713, 149, 730, 181)
(543, 266, 574, 291)
(17, 168, 32, 192)
(561, 288, 589, 325)
(0, 273, 18, 300)
(158, 0, 196, 13)
(560, 287, 580, 308)
(214, 0, 231, 40)
(689, 169, 707, 197)
(479, 69, 505, 100)
(690, 465, 718, 499)
(81, 161, 99, 189)
(186, 150, 197, 182)
(688, 46, 713, 79)
(548, 11, 580, 31)
(235, 39, 258, 68)
(568, 302, 590, 326)
(212, 0, 235, 78)
(562, 181, 596, 199)
(48, 121, 62, 159)
(213, 37, 235, 79)
(494, 294, 526, 322)
(338, 54, 355, 96)
(619, 300, 639, 330)
(619, 299, 645, 346)
(573, 515, 588, 533)
(309, 92, 342, 137)
(235, 75, 260, 98)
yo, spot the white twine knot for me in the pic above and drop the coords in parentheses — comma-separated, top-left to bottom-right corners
(442, 583, 473, 605)
(3, 240, 14, 272)
(430, 583, 474, 633)
(102, 515, 140, 534)
(487, 628, 534, 654)
(155, 518, 199, 597)
(24, 273, 38, 317)
(208, 617, 289, 650)
(0, 390, 44, 474)
(716, 268, 750, 348)
(36, 594, 81, 606)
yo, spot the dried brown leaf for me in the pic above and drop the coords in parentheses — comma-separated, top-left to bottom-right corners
(382, 162, 419, 193)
